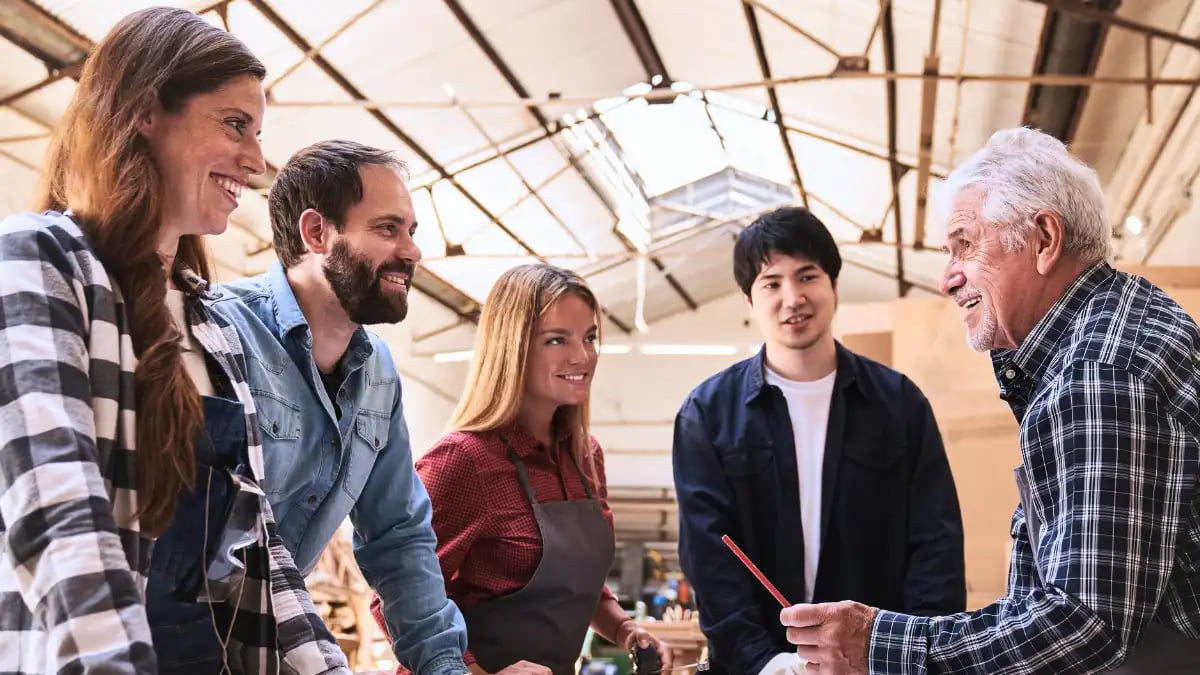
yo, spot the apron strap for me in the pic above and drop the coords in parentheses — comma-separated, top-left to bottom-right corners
(563, 447, 595, 500)
(501, 435, 541, 506)
(501, 433, 597, 504)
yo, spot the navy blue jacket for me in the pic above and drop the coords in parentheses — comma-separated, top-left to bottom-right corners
(673, 343, 966, 674)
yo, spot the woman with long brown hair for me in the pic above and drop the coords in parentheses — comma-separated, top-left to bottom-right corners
(369, 264, 671, 675)
(0, 7, 349, 674)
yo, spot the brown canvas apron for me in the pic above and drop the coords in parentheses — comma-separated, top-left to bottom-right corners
(460, 440, 616, 675)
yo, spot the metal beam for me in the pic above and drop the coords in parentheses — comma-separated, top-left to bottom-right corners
(743, 2, 810, 209)
(244, 0, 527, 324)
(1023, 0, 1200, 52)
(0, 0, 88, 70)
(443, 0, 694, 314)
(270, 71, 1200, 113)
(0, 71, 66, 107)
(912, 0, 942, 248)
(245, 0, 540, 260)
(880, 1, 909, 297)
(743, 0, 841, 60)
(609, 0, 670, 84)
(599, 0, 700, 311)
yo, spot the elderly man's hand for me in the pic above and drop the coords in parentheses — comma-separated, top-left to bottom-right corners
(779, 601, 878, 675)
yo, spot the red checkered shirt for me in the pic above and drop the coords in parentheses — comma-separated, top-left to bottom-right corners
(371, 421, 616, 670)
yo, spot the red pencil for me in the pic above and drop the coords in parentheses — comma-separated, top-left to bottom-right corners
(721, 534, 791, 608)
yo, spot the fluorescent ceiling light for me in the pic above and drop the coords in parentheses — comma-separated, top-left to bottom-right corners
(638, 344, 739, 356)
(434, 343, 737, 361)
(431, 350, 473, 363)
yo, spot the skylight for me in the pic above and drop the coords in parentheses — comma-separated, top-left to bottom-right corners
(558, 85, 799, 255)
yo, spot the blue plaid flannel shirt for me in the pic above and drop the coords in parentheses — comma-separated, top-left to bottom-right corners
(869, 263, 1200, 673)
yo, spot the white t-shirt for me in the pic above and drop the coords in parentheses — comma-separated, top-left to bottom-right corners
(166, 288, 215, 397)
(764, 365, 836, 604)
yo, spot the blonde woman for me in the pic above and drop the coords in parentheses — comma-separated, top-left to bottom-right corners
(370, 264, 671, 674)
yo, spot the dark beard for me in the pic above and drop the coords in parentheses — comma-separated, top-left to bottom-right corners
(323, 239, 412, 325)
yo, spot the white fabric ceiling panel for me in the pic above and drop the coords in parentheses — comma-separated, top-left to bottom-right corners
(456, 0, 646, 121)
(461, 222, 530, 258)
(786, 129, 893, 236)
(427, 179, 491, 246)
(311, 1, 532, 150)
(0, 137, 50, 175)
(534, 171, 626, 256)
(755, 0, 877, 59)
(410, 187, 448, 258)
(453, 157, 531, 217)
(219, 1, 310, 78)
(0, 108, 46, 143)
(31, 0, 196, 40)
(0, 156, 38, 214)
(257, 0, 377, 50)
(9, 79, 75, 128)
(706, 97, 794, 188)
(637, 0, 766, 106)
(0, 37, 50, 95)
(502, 138, 571, 190)
(496, 197, 590, 260)
(261, 104, 431, 176)
(422, 253, 538, 303)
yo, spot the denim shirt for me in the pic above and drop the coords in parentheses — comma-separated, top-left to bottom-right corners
(209, 261, 468, 675)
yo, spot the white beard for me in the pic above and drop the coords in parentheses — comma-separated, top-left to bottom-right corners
(966, 305, 998, 352)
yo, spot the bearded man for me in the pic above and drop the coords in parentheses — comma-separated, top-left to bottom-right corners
(213, 140, 470, 675)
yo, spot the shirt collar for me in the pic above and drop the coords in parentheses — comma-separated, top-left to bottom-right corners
(265, 259, 375, 359)
(991, 261, 1114, 387)
(743, 340, 857, 405)
(494, 419, 573, 458)
(174, 265, 214, 300)
(265, 260, 311, 338)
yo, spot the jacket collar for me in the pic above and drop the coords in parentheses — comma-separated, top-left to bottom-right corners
(742, 340, 858, 405)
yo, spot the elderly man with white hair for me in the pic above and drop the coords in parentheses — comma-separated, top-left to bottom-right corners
(775, 126, 1200, 674)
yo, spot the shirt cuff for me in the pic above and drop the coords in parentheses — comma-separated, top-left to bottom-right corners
(758, 652, 804, 675)
(420, 655, 470, 675)
(869, 610, 931, 674)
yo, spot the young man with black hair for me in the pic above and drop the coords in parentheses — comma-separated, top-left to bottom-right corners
(672, 207, 966, 674)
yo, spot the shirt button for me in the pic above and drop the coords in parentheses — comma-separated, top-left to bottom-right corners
(307, 495, 318, 505)
(271, 422, 279, 434)
(374, 437, 381, 448)
(1004, 368, 1017, 380)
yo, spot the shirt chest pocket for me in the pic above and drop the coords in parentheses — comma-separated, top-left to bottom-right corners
(254, 392, 303, 497)
(723, 450, 776, 477)
(343, 412, 389, 499)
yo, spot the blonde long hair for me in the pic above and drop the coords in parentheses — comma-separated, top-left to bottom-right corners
(449, 264, 602, 486)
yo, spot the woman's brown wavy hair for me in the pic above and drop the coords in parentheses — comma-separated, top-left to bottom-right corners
(36, 7, 265, 534)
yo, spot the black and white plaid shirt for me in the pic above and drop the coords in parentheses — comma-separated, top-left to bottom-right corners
(0, 212, 349, 674)
(870, 262, 1200, 673)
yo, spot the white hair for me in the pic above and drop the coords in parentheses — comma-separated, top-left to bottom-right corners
(936, 127, 1111, 263)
